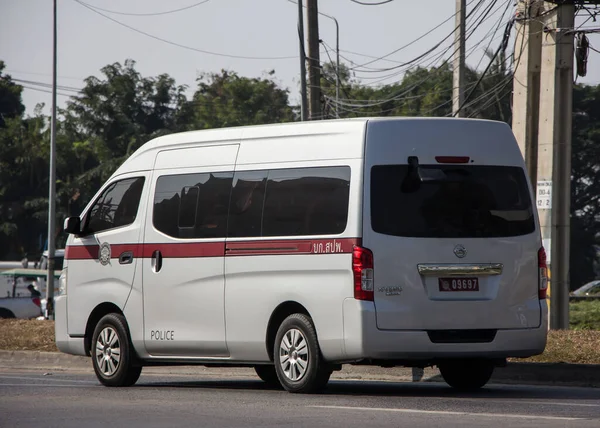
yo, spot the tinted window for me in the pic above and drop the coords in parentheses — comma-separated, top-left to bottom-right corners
(153, 172, 233, 239)
(371, 165, 535, 238)
(86, 177, 145, 234)
(228, 171, 267, 238)
(262, 167, 350, 237)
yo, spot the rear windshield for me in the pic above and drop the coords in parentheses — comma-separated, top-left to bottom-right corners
(371, 165, 535, 238)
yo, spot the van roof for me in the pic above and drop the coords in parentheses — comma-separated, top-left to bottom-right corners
(111, 117, 509, 178)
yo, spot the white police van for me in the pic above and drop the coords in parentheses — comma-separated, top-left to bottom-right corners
(56, 117, 548, 393)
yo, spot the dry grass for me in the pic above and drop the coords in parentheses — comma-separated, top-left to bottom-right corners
(1, 320, 599, 365)
(0, 319, 58, 352)
(513, 330, 600, 365)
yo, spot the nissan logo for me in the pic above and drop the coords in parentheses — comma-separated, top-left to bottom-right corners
(454, 245, 467, 259)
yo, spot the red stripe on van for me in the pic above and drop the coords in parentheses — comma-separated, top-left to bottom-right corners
(65, 244, 141, 260)
(140, 242, 224, 258)
(225, 238, 360, 256)
(65, 238, 359, 260)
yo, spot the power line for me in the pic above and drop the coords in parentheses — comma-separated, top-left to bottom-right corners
(347, 0, 491, 73)
(350, 0, 393, 5)
(73, 0, 298, 60)
(77, 0, 212, 17)
(348, 0, 482, 69)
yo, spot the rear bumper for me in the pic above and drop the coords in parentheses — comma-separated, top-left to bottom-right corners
(54, 295, 86, 356)
(342, 298, 548, 362)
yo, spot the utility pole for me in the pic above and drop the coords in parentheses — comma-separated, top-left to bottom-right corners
(297, 0, 308, 121)
(306, 0, 321, 120)
(452, 0, 466, 117)
(318, 11, 340, 118)
(537, 1, 574, 330)
(512, 0, 543, 185)
(47, 0, 58, 319)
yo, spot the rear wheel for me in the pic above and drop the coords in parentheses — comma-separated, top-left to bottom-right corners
(438, 359, 494, 391)
(0, 309, 15, 319)
(91, 313, 142, 387)
(254, 365, 282, 389)
(274, 313, 332, 394)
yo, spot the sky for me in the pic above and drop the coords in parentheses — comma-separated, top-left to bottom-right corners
(2, 0, 600, 116)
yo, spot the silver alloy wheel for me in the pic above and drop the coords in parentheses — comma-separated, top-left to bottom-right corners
(95, 326, 121, 376)
(279, 328, 309, 381)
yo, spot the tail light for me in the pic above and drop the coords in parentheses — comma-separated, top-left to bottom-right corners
(32, 297, 41, 308)
(538, 247, 548, 299)
(353, 246, 374, 301)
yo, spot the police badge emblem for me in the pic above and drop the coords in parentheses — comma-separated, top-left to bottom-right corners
(99, 242, 111, 266)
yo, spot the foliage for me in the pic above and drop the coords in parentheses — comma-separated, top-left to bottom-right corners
(191, 70, 295, 128)
(570, 300, 600, 331)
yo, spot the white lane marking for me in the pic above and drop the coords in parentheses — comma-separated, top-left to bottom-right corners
(0, 375, 96, 384)
(309, 405, 588, 421)
(469, 398, 600, 408)
(421, 396, 600, 408)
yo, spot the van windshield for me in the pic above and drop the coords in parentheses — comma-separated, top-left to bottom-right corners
(370, 165, 535, 238)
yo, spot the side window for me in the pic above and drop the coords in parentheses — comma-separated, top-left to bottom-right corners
(227, 171, 267, 238)
(86, 177, 145, 234)
(153, 172, 233, 239)
(262, 166, 351, 237)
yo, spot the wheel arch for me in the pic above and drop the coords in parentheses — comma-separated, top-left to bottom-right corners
(84, 302, 124, 356)
(265, 301, 311, 362)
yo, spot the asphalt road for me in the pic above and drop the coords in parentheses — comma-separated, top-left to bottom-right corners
(1, 368, 600, 428)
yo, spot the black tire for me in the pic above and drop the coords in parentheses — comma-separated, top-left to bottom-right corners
(254, 365, 282, 389)
(0, 309, 15, 319)
(438, 359, 495, 391)
(273, 313, 332, 394)
(91, 313, 142, 387)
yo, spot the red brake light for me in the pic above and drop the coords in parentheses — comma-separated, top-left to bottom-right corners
(538, 247, 548, 299)
(435, 156, 470, 164)
(32, 297, 41, 308)
(353, 246, 374, 301)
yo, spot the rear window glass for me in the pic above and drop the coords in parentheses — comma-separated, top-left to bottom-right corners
(371, 165, 535, 238)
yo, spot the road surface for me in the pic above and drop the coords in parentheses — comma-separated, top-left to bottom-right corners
(1, 368, 599, 427)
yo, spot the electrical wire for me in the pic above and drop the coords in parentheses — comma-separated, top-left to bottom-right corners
(73, 0, 298, 60)
(350, 0, 393, 5)
(347, 0, 482, 70)
(76, 0, 212, 17)
(347, 0, 493, 73)
(452, 16, 515, 116)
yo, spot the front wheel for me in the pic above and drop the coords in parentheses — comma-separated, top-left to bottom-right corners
(91, 313, 142, 387)
(274, 313, 331, 394)
(438, 359, 494, 391)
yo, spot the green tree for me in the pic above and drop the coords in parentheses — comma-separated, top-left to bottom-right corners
(570, 83, 600, 289)
(61, 59, 192, 193)
(0, 61, 25, 128)
(191, 70, 295, 128)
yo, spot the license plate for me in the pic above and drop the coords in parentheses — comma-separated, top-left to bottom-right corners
(438, 277, 479, 292)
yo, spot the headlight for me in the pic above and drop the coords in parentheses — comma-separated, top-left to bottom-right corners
(58, 269, 67, 296)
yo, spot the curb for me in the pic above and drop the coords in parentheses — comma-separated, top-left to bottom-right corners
(1, 350, 599, 388)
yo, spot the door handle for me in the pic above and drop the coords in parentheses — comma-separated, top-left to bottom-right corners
(151, 250, 163, 273)
(119, 251, 134, 265)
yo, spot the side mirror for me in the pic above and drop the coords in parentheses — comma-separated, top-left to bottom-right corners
(64, 216, 81, 235)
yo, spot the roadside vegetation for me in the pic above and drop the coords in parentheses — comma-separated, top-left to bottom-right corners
(2, 301, 599, 364)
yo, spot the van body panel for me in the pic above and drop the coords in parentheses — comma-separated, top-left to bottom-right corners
(362, 119, 543, 332)
(343, 297, 548, 360)
(65, 171, 150, 336)
(224, 251, 354, 362)
(141, 145, 239, 357)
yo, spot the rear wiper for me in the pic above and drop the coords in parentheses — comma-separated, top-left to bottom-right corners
(401, 156, 447, 193)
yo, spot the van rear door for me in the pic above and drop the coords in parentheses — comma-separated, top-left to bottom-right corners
(362, 119, 542, 332)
